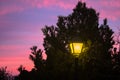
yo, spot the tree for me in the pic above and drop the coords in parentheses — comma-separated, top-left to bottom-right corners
(17, 65, 25, 73)
(17, 46, 46, 80)
(96, 18, 114, 79)
(29, 46, 46, 79)
(0, 66, 14, 80)
(42, 1, 114, 80)
(29, 46, 45, 71)
(112, 48, 120, 79)
(17, 65, 30, 80)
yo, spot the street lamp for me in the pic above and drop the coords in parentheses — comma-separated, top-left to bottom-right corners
(70, 43, 83, 57)
(69, 42, 83, 80)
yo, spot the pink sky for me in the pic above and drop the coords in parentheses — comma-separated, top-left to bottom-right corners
(0, 0, 120, 75)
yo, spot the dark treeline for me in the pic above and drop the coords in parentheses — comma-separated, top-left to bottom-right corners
(1, 1, 120, 80)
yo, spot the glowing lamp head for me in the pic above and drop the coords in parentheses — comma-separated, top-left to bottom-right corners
(70, 42, 83, 57)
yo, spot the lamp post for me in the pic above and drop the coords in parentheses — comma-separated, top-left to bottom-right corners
(70, 42, 83, 80)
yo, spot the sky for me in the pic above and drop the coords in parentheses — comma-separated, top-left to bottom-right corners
(0, 0, 120, 75)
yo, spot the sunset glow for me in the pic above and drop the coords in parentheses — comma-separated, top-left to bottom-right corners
(0, 0, 120, 75)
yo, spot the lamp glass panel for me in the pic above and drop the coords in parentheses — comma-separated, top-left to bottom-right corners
(70, 43, 83, 56)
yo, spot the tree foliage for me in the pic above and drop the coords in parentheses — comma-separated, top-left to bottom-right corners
(42, 1, 115, 80)
(0, 67, 14, 80)
(29, 46, 45, 71)
(17, 46, 46, 80)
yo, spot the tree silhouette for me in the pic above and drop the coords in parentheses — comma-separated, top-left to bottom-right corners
(17, 65, 30, 80)
(29, 46, 45, 71)
(17, 46, 46, 80)
(112, 48, 120, 79)
(17, 65, 25, 73)
(42, 1, 115, 80)
(0, 66, 14, 80)
(29, 46, 46, 80)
